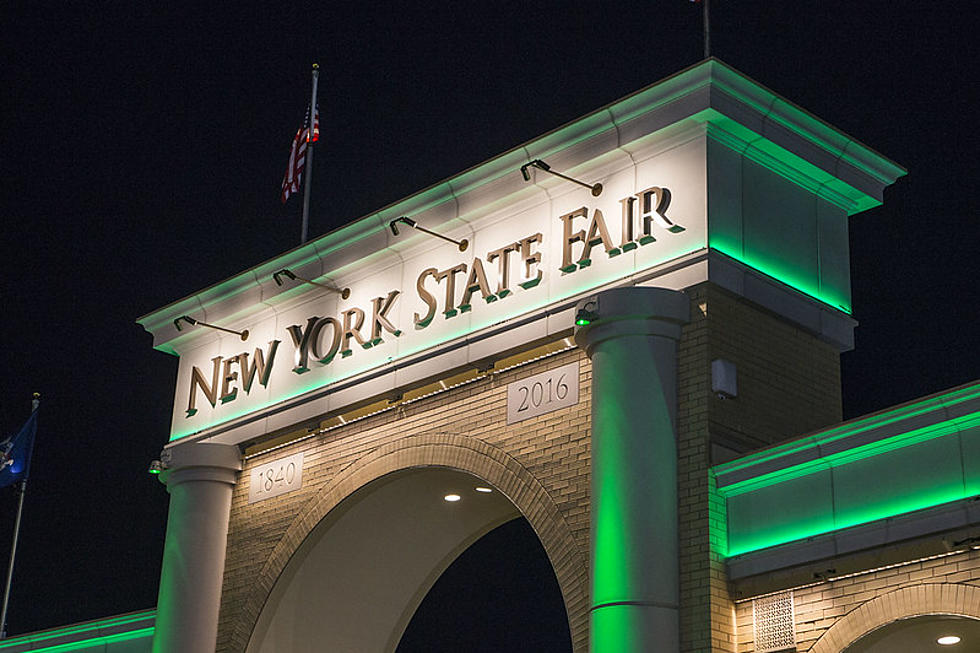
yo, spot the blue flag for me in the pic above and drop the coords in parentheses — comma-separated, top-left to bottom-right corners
(0, 410, 37, 489)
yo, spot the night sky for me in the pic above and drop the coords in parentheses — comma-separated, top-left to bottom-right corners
(1, 1, 977, 647)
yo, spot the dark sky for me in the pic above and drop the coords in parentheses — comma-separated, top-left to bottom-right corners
(1, 0, 977, 646)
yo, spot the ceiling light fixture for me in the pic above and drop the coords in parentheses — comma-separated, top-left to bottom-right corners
(937, 635, 961, 646)
(475, 487, 493, 493)
(443, 494, 461, 502)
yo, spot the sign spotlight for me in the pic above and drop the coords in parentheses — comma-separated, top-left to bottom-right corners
(148, 459, 167, 475)
(520, 159, 602, 197)
(173, 315, 249, 341)
(273, 269, 351, 299)
(389, 217, 469, 252)
(574, 304, 599, 327)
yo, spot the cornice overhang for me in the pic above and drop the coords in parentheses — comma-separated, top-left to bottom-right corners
(139, 58, 905, 355)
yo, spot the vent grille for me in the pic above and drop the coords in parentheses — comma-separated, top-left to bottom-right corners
(752, 590, 796, 652)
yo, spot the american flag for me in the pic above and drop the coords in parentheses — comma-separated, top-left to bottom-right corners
(281, 104, 320, 203)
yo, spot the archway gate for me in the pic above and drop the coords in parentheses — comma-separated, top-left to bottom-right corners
(140, 60, 907, 653)
(224, 350, 593, 651)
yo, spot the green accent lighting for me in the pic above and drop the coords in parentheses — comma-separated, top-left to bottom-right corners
(716, 383, 980, 557)
(0, 611, 155, 652)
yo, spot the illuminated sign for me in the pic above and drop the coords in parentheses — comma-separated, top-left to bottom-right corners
(146, 61, 905, 442)
(169, 137, 707, 440)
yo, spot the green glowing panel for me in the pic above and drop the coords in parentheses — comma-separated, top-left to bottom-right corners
(0, 628, 153, 653)
(723, 406, 980, 556)
(960, 422, 980, 497)
(726, 470, 835, 557)
(742, 158, 819, 288)
(706, 135, 853, 313)
(705, 138, 742, 258)
(716, 385, 980, 485)
(723, 415, 967, 498)
(817, 200, 851, 309)
(0, 612, 155, 652)
(832, 435, 964, 531)
(717, 239, 852, 313)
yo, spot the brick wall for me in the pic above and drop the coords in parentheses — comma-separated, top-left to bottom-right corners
(217, 347, 593, 652)
(734, 548, 980, 651)
(678, 283, 845, 653)
(214, 281, 848, 652)
(704, 284, 842, 453)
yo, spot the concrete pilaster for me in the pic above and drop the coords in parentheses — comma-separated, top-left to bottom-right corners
(574, 287, 689, 653)
(153, 442, 241, 653)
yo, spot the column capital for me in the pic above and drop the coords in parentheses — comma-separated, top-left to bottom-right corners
(159, 442, 242, 490)
(573, 287, 689, 356)
(154, 441, 242, 653)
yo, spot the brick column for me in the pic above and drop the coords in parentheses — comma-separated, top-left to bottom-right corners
(153, 443, 241, 653)
(574, 287, 689, 653)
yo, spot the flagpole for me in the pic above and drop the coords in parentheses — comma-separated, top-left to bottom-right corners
(300, 63, 320, 245)
(703, 0, 711, 59)
(0, 480, 26, 639)
(0, 394, 38, 640)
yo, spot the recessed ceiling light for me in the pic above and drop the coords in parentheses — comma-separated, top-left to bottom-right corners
(938, 635, 961, 646)
(475, 486, 492, 493)
(444, 494, 461, 502)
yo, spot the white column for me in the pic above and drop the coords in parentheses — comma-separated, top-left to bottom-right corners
(152, 443, 241, 653)
(574, 287, 689, 653)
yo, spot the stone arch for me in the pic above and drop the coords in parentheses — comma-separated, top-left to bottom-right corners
(809, 582, 980, 652)
(225, 430, 589, 652)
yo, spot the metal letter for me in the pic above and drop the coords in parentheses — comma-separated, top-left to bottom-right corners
(341, 307, 367, 353)
(519, 233, 544, 289)
(219, 357, 239, 404)
(559, 207, 588, 271)
(581, 208, 615, 262)
(186, 355, 222, 416)
(637, 186, 684, 236)
(414, 268, 439, 328)
(619, 196, 636, 247)
(434, 263, 467, 318)
(286, 316, 321, 373)
(371, 290, 402, 340)
(310, 318, 342, 364)
(485, 243, 519, 295)
(459, 258, 493, 308)
(240, 340, 281, 392)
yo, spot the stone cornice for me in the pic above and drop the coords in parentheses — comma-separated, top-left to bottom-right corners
(139, 59, 905, 354)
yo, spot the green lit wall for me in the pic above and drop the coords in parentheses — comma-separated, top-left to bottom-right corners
(715, 384, 980, 557)
(707, 136, 853, 313)
(0, 611, 154, 653)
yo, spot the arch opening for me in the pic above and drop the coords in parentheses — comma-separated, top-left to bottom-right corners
(396, 516, 573, 652)
(844, 614, 980, 652)
(246, 467, 572, 653)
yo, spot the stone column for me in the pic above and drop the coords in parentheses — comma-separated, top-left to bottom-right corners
(574, 287, 689, 653)
(152, 442, 241, 653)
